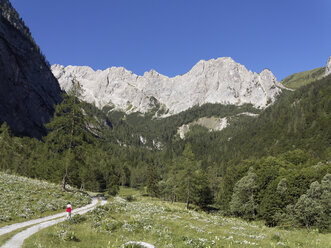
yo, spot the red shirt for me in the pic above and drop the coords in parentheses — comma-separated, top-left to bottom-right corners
(66, 204, 72, 212)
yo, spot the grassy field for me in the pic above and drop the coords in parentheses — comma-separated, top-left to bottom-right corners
(0, 172, 91, 227)
(24, 187, 331, 248)
(281, 67, 325, 89)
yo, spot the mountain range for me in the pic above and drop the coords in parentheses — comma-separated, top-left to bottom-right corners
(52, 57, 285, 116)
(1, 0, 330, 138)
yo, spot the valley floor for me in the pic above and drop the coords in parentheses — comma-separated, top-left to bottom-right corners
(0, 172, 91, 227)
(1, 198, 104, 248)
(23, 188, 331, 248)
(0, 172, 101, 247)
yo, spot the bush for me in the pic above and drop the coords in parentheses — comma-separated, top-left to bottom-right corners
(67, 214, 86, 224)
(56, 229, 80, 242)
(126, 195, 135, 202)
(101, 219, 123, 232)
(271, 232, 281, 242)
(63, 231, 79, 242)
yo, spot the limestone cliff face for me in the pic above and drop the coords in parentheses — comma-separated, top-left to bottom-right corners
(0, 0, 62, 138)
(53, 57, 284, 115)
(325, 56, 331, 77)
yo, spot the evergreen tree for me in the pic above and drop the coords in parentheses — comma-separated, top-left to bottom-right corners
(168, 157, 181, 203)
(119, 165, 131, 186)
(146, 163, 159, 197)
(207, 166, 220, 202)
(179, 143, 196, 209)
(320, 173, 331, 232)
(191, 169, 213, 208)
(0, 122, 14, 171)
(46, 78, 95, 190)
(107, 174, 120, 196)
(260, 178, 289, 226)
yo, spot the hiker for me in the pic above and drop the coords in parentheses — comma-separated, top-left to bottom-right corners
(66, 202, 72, 219)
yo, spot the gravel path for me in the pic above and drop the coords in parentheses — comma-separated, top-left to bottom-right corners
(1, 197, 106, 248)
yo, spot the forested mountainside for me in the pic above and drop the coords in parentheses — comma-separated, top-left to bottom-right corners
(0, 0, 62, 138)
(160, 74, 331, 230)
(106, 74, 330, 166)
(105, 73, 331, 230)
(105, 103, 261, 149)
(210, 74, 331, 163)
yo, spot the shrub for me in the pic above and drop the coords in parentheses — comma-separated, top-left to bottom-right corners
(67, 214, 86, 224)
(126, 195, 135, 202)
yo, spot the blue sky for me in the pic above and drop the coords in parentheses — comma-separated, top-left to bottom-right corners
(11, 0, 331, 80)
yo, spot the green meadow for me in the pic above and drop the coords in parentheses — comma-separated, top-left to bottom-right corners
(23, 188, 331, 248)
(0, 172, 91, 227)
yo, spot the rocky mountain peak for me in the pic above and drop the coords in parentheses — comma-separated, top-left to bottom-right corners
(52, 57, 283, 115)
(143, 69, 162, 78)
(325, 56, 331, 77)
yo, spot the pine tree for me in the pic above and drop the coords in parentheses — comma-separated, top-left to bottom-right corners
(107, 174, 120, 196)
(0, 122, 14, 171)
(179, 143, 197, 209)
(146, 163, 159, 197)
(46, 78, 94, 191)
(191, 169, 213, 208)
(320, 173, 331, 232)
(260, 178, 289, 226)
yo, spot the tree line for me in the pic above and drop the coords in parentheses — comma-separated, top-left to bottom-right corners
(0, 75, 330, 232)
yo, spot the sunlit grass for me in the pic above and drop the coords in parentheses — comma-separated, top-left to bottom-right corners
(0, 172, 91, 227)
(24, 188, 331, 248)
(0, 225, 32, 247)
(281, 67, 325, 89)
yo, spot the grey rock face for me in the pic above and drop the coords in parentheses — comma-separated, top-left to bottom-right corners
(53, 57, 283, 115)
(325, 56, 331, 77)
(0, 1, 62, 138)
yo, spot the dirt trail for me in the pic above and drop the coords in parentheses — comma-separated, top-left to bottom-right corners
(1, 197, 106, 248)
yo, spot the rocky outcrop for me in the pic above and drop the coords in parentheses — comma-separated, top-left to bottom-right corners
(0, 0, 62, 138)
(177, 116, 229, 139)
(52, 57, 284, 116)
(325, 56, 331, 77)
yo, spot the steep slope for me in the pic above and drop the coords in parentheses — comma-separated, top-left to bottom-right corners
(0, 172, 90, 224)
(0, 0, 62, 138)
(281, 67, 325, 89)
(280, 56, 330, 89)
(52, 57, 284, 115)
(106, 103, 260, 149)
(181, 74, 331, 166)
(325, 56, 331, 77)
